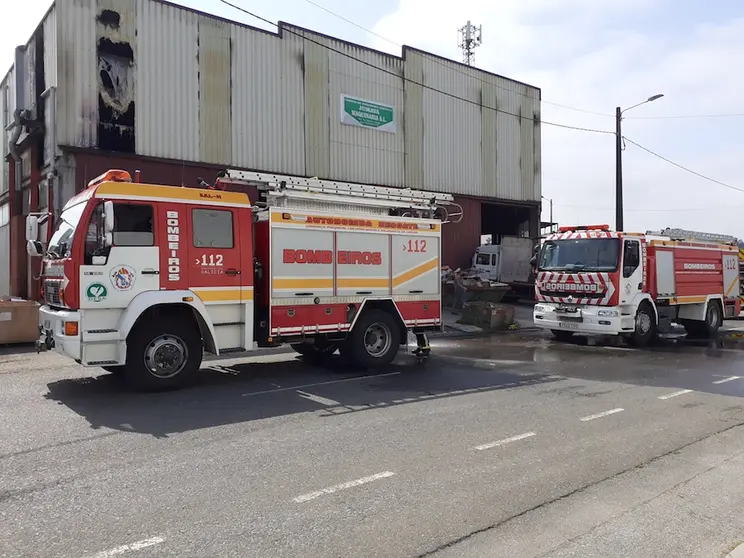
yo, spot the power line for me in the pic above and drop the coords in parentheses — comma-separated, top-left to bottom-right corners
(623, 136, 744, 195)
(626, 112, 744, 120)
(552, 201, 744, 213)
(218, 0, 614, 135)
(301, 0, 614, 118)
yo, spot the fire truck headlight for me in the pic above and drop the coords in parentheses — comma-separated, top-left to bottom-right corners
(534, 304, 550, 313)
(597, 309, 619, 317)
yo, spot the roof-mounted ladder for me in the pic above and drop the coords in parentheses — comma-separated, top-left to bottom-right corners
(221, 170, 463, 222)
(647, 227, 739, 245)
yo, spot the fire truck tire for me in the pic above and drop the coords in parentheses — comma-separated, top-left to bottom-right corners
(345, 310, 401, 368)
(631, 302, 656, 346)
(551, 330, 575, 342)
(124, 318, 203, 391)
(703, 301, 722, 337)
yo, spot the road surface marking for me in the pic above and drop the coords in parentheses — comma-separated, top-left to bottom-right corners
(86, 537, 165, 558)
(293, 471, 395, 503)
(296, 390, 341, 406)
(475, 432, 536, 451)
(658, 389, 693, 400)
(580, 408, 624, 422)
(242, 372, 400, 396)
(713, 376, 741, 385)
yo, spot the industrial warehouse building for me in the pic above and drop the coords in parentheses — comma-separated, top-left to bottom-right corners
(0, 0, 542, 299)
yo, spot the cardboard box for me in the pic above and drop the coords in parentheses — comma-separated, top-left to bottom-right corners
(0, 298, 40, 344)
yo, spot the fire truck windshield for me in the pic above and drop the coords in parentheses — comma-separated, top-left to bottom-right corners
(538, 238, 620, 272)
(47, 202, 87, 258)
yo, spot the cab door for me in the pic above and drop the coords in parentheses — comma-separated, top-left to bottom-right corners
(620, 238, 643, 305)
(187, 206, 246, 351)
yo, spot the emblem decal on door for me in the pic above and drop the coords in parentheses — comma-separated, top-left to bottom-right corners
(86, 283, 108, 302)
(110, 265, 137, 291)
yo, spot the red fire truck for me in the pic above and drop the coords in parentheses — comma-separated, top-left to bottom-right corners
(532, 225, 740, 345)
(26, 169, 460, 390)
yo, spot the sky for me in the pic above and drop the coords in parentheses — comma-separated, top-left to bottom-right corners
(3, 0, 744, 236)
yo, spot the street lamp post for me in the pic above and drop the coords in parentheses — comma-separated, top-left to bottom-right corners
(615, 94, 664, 231)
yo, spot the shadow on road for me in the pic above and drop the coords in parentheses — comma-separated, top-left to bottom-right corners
(44, 353, 559, 438)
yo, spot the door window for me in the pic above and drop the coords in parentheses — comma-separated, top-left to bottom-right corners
(113, 203, 154, 246)
(622, 240, 640, 278)
(192, 209, 234, 248)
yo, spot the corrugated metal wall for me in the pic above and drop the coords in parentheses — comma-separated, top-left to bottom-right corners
(406, 49, 541, 202)
(50, 0, 540, 200)
(0, 76, 8, 195)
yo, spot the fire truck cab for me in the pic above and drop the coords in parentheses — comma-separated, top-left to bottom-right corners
(28, 169, 458, 390)
(533, 225, 740, 345)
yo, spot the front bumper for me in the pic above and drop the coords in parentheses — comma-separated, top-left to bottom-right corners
(38, 305, 81, 361)
(533, 303, 628, 335)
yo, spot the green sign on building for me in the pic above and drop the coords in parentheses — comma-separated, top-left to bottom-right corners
(340, 94, 396, 133)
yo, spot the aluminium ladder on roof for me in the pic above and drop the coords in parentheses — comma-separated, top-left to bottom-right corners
(646, 227, 739, 245)
(221, 170, 458, 218)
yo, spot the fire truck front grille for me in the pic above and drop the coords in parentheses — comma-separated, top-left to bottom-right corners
(44, 282, 62, 306)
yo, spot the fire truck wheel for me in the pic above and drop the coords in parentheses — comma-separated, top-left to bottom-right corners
(346, 309, 401, 368)
(631, 302, 656, 346)
(125, 318, 203, 391)
(703, 301, 722, 337)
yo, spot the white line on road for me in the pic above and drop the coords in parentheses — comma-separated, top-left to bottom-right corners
(241, 372, 401, 396)
(713, 376, 741, 385)
(85, 537, 165, 558)
(293, 471, 395, 503)
(296, 390, 341, 406)
(658, 389, 693, 400)
(580, 408, 624, 422)
(475, 432, 536, 451)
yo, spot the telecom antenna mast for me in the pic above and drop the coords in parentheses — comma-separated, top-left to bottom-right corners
(458, 21, 482, 66)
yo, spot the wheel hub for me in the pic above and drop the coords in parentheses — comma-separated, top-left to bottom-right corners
(144, 334, 188, 378)
(364, 323, 392, 358)
(636, 312, 651, 334)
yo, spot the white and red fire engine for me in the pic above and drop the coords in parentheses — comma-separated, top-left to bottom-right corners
(532, 225, 741, 345)
(27, 169, 460, 390)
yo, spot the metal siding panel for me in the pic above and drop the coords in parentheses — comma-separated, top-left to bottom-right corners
(43, 6, 57, 88)
(302, 34, 330, 178)
(327, 41, 404, 187)
(136, 0, 199, 161)
(198, 15, 231, 165)
(57, 0, 96, 147)
(411, 51, 539, 201)
(0, 80, 7, 194)
(230, 25, 305, 175)
(404, 54, 424, 190)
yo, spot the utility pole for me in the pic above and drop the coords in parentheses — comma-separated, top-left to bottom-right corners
(614, 94, 664, 232)
(615, 106, 623, 232)
(458, 21, 482, 66)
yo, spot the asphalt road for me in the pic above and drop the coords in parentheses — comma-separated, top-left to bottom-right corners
(3, 332, 744, 557)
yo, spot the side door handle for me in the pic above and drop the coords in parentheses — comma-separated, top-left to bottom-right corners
(226, 269, 241, 276)
(141, 269, 159, 275)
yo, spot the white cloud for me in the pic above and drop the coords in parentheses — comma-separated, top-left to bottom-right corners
(371, 0, 744, 236)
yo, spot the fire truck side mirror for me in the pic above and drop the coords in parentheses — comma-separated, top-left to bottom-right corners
(26, 215, 39, 242)
(103, 201, 115, 234)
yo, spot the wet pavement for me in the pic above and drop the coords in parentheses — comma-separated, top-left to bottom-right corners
(3, 331, 744, 557)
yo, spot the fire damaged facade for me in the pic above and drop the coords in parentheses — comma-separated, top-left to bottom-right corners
(0, 0, 542, 299)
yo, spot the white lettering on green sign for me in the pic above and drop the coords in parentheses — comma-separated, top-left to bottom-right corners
(340, 94, 396, 133)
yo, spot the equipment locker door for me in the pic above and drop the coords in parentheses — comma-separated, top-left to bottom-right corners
(722, 251, 739, 301)
(187, 206, 246, 350)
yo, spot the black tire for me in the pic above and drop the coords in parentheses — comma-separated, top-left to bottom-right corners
(551, 329, 575, 342)
(124, 313, 203, 392)
(345, 309, 401, 368)
(703, 301, 722, 337)
(631, 302, 656, 346)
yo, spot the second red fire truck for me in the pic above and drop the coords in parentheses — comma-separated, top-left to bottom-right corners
(27, 169, 461, 390)
(533, 225, 741, 345)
